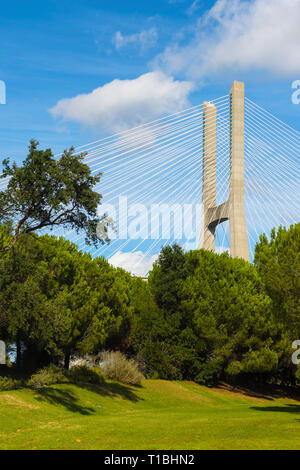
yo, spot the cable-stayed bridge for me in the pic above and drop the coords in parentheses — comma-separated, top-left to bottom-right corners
(2, 81, 300, 276)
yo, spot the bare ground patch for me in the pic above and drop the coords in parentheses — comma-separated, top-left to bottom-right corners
(0, 394, 40, 409)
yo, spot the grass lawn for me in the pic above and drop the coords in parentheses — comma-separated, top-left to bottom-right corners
(0, 379, 300, 450)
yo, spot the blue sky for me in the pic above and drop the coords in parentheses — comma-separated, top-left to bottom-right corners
(0, 0, 299, 161)
(0, 0, 299, 274)
(0, 0, 203, 159)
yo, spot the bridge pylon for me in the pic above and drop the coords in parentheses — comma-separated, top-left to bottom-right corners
(199, 81, 250, 262)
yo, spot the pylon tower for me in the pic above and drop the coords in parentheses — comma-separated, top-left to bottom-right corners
(199, 81, 250, 262)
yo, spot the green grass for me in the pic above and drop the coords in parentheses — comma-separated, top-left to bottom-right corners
(0, 379, 300, 450)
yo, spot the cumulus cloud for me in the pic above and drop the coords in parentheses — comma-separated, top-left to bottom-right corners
(113, 28, 158, 51)
(50, 71, 194, 132)
(109, 250, 158, 276)
(154, 0, 300, 78)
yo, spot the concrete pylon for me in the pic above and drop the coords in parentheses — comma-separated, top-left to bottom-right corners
(229, 81, 249, 261)
(199, 81, 250, 262)
(200, 101, 217, 251)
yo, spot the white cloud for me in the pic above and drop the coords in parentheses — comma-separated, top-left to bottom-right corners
(154, 0, 300, 78)
(109, 250, 158, 276)
(113, 28, 158, 51)
(186, 0, 202, 15)
(50, 71, 194, 132)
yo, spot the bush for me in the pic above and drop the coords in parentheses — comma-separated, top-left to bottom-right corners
(68, 365, 104, 385)
(28, 364, 67, 389)
(69, 355, 100, 369)
(0, 376, 21, 391)
(194, 362, 222, 387)
(134, 342, 184, 381)
(100, 351, 144, 385)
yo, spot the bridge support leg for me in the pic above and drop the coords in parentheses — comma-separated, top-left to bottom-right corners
(229, 81, 250, 262)
(200, 102, 217, 251)
(199, 81, 250, 262)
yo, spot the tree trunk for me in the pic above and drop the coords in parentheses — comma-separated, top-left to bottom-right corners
(16, 338, 21, 369)
(64, 352, 70, 370)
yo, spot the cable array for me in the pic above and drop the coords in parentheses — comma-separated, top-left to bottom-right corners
(60, 95, 231, 274)
(244, 98, 300, 259)
(2, 94, 299, 276)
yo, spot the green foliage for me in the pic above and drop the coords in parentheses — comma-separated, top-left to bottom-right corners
(149, 244, 186, 321)
(100, 351, 144, 385)
(28, 365, 67, 389)
(132, 243, 289, 385)
(254, 224, 300, 338)
(194, 362, 222, 387)
(0, 140, 109, 252)
(68, 365, 104, 385)
(0, 376, 21, 391)
(133, 245, 205, 380)
(0, 223, 12, 250)
(0, 219, 298, 388)
(0, 231, 133, 369)
(239, 348, 279, 375)
(130, 278, 180, 379)
(183, 249, 283, 380)
(98, 260, 135, 352)
(27, 364, 104, 389)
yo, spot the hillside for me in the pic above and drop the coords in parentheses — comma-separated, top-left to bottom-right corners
(0, 380, 300, 450)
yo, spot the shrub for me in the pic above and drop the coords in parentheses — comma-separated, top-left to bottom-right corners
(68, 365, 104, 385)
(194, 362, 222, 387)
(28, 364, 67, 389)
(100, 351, 144, 385)
(69, 355, 100, 369)
(226, 361, 243, 377)
(0, 376, 21, 391)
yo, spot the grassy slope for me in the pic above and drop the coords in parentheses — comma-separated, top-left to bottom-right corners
(0, 379, 300, 450)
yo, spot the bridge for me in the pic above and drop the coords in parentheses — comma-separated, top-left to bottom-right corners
(2, 81, 299, 276)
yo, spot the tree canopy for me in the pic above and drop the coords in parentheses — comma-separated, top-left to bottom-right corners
(132, 244, 293, 385)
(0, 231, 133, 370)
(0, 207, 298, 387)
(0, 140, 109, 252)
(254, 223, 300, 338)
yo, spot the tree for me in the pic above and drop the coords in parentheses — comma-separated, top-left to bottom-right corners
(254, 224, 300, 338)
(0, 232, 132, 370)
(0, 232, 72, 368)
(135, 244, 289, 385)
(148, 244, 186, 324)
(182, 249, 286, 383)
(0, 140, 109, 252)
(130, 278, 181, 380)
(128, 246, 203, 380)
(100, 264, 135, 352)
